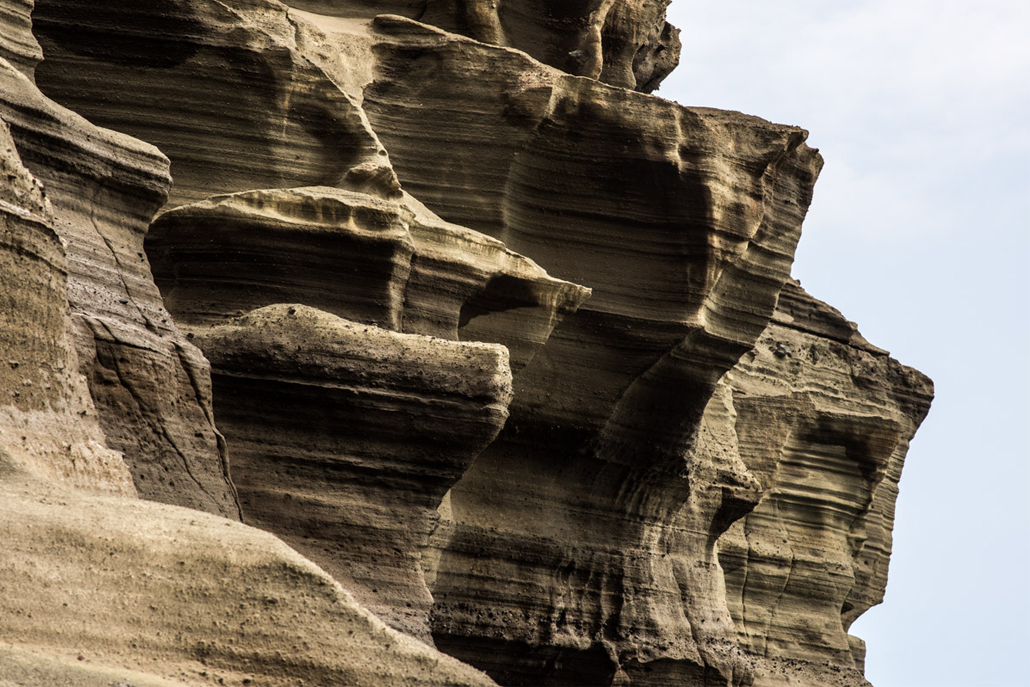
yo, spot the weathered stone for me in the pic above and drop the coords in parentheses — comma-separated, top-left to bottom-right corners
(421, 0, 681, 91)
(0, 115, 130, 493)
(0, 0, 39, 77)
(1, 2, 934, 686)
(148, 185, 589, 368)
(192, 304, 512, 642)
(0, 471, 499, 687)
(33, 0, 388, 207)
(713, 281, 933, 686)
(0, 44, 236, 515)
(147, 183, 587, 640)
(364, 17, 825, 682)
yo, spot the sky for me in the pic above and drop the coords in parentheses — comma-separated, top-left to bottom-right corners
(658, 2, 1030, 686)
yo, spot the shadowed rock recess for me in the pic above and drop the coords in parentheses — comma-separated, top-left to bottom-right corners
(0, 1, 932, 686)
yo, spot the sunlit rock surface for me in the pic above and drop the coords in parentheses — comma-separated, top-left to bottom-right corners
(2, 1, 933, 686)
(147, 184, 587, 641)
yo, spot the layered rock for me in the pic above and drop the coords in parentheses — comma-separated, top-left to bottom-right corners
(32, 0, 388, 207)
(711, 282, 933, 685)
(420, 0, 681, 91)
(147, 184, 587, 640)
(0, 114, 129, 493)
(3, 2, 934, 687)
(361, 16, 827, 684)
(147, 185, 589, 368)
(0, 24, 236, 515)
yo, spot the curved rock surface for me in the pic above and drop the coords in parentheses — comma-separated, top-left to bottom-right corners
(420, 0, 681, 91)
(0, 27, 236, 516)
(147, 185, 589, 369)
(0, 115, 130, 493)
(712, 281, 933, 686)
(2, 2, 933, 687)
(194, 304, 514, 642)
(147, 183, 587, 640)
(32, 0, 388, 207)
(0, 471, 498, 687)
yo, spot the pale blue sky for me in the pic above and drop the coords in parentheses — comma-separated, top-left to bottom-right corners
(659, 2, 1030, 685)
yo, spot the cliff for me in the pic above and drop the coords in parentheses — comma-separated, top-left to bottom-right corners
(0, 2, 932, 686)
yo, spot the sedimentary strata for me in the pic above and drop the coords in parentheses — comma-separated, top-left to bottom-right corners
(1, 1, 933, 686)
(0, 20, 236, 516)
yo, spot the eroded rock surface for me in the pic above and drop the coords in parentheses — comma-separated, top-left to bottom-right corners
(32, 0, 388, 207)
(146, 184, 587, 640)
(2, 2, 933, 687)
(420, 0, 681, 91)
(194, 304, 514, 642)
(0, 471, 498, 687)
(0, 115, 130, 493)
(0, 24, 236, 516)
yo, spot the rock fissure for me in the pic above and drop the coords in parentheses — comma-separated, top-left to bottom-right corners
(2, 2, 933, 686)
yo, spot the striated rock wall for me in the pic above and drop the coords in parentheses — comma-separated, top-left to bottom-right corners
(1, 1, 932, 686)
(0, 17, 237, 515)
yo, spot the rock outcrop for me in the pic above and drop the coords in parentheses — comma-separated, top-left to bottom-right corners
(1, 1, 933, 687)
(1, 16, 237, 516)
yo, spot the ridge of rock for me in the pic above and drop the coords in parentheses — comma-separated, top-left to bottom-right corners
(1, 2, 934, 686)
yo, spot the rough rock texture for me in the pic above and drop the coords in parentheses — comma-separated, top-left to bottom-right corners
(420, 0, 681, 91)
(0, 23, 237, 515)
(147, 185, 589, 368)
(32, 0, 389, 208)
(2, 1, 933, 687)
(146, 184, 586, 641)
(0, 115, 130, 494)
(712, 282, 933, 686)
(193, 304, 515, 642)
(0, 471, 498, 687)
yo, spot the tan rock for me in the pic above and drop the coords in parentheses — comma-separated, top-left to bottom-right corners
(0, 48, 238, 516)
(33, 0, 388, 208)
(3, 2, 935, 686)
(0, 471, 498, 687)
(421, 0, 681, 91)
(714, 282, 933, 686)
(0, 0, 39, 77)
(0, 114, 130, 494)
(148, 185, 589, 369)
(147, 183, 587, 640)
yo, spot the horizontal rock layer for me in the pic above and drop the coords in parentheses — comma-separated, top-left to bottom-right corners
(420, 0, 681, 91)
(2, 2, 934, 687)
(1, 36, 237, 515)
(194, 304, 514, 641)
(148, 185, 589, 370)
(148, 181, 586, 640)
(713, 281, 933, 685)
(33, 0, 388, 208)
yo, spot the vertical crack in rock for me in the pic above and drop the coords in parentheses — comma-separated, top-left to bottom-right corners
(2, 2, 933, 686)
(1, 35, 236, 515)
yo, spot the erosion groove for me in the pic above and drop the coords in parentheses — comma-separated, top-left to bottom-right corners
(2, 2, 932, 686)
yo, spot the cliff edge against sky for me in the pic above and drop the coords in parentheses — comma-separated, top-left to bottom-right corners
(0, 1, 932, 685)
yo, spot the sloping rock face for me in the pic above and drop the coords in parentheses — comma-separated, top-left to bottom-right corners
(2, 1, 933, 687)
(0, 13, 237, 515)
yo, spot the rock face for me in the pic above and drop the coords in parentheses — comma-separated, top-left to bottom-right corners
(419, 0, 681, 91)
(0, 17, 237, 516)
(1, 2, 932, 687)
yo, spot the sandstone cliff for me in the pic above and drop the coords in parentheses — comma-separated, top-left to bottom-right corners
(1, 2, 932, 686)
